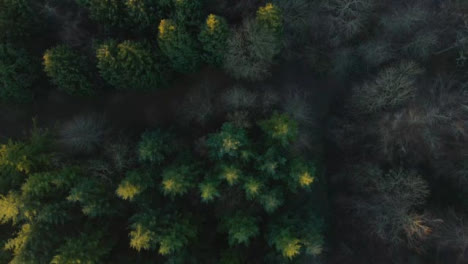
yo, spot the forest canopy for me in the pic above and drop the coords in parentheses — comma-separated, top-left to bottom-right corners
(1, 0, 468, 263)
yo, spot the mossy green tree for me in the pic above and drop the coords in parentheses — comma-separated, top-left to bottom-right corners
(0, 113, 324, 263)
(43, 45, 94, 96)
(96, 40, 168, 91)
(77, 0, 127, 30)
(0, 43, 38, 103)
(0, 0, 36, 42)
(198, 14, 230, 66)
(158, 19, 201, 73)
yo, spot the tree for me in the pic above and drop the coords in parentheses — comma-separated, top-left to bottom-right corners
(43, 45, 94, 96)
(173, 0, 203, 27)
(0, 0, 36, 42)
(205, 123, 249, 160)
(0, 43, 38, 103)
(137, 129, 174, 165)
(116, 170, 152, 201)
(96, 40, 168, 91)
(129, 210, 197, 256)
(323, 0, 374, 46)
(125, 0, 160, 31)
(256, 2, 283, 35)
(351, 165, 432, 249)
(161, 165, 196, 198)
(59, 115, 107, 155)
(259, 112, 298, 147)
(158, 19, 201, 73)
(222, 213, 259, 246)
(198, 14, 230, 66)
(268, 214, 324, 259)
(224, 6, 283, 81)
(220, 86, 258, 112)
(350, 61, 423, 114)
(51, 231, 112, 264)
(77, 0, 126, 30)
(0, 113, 324, 263)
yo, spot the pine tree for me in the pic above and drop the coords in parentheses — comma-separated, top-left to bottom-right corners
(158, 19, 201, 73)
(43, 45, 94, 96)
(198, 14, 230, 66)
(0, 0, 36, 42)
(205, 123, 249, 160)
(97, 40, 168, 91)
(77, 0, 126, 30)
(259, 113, 298, 147)
(0, 43, 38, 103)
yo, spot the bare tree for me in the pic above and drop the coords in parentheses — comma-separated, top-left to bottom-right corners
(351, 165, 432, 250)
(433, 210, 468, 263)
(350, 61, 423, 115)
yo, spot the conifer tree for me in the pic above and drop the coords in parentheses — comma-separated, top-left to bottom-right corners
(198, 14, 230, 66)
(96, 40, 168, 91)
(0, 44, 38, 103)
(158, 19, 201, 73)
(0, 0, 36, 42)
(43, 45, 94, 96)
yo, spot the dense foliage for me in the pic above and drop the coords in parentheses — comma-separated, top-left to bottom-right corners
(44, 45, 94, 96)
(0, 44, 37, 103)
(96, 40, 168, 91)
(0, 114, 324, 263)
(1, 0, 468, 263)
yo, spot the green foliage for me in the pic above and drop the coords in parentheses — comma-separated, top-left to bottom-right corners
(43, 45, 94, 96)
(0, 192, 20, 224)
(259, 189, 284, 213)
(116, 169, 152, 201)
(269, 214, 324, 259)
(199, 180, 220, 202)
(173, 0, 203, 27)
(0, 127, 51, 193)
(256, 3, 283, 35)
(222, 213, 259, 246)
(290, 159, 316, 189)
(205, 123, 249, 160)
(218, 165, 242, 186)
(158, 19, 201, 73)
(0, 114, 323, 262)
(67, 177, 118, 217)
(0, 0, 36, 42)
(243, 177, 263, 200)
(96, 40, 168, 91)
(198, 14, 230, 66)
(259, 113, 298, 147)
(161, 165, 195, 198)
(0, 43, 37, 103)
(51, 231, 111, 264)
(77, 0, 126, 29)
(271, 229, 302, 259)
(129, 211, 197, 256)
(138, 129, 173, 165)
(125, 0, 160, 31)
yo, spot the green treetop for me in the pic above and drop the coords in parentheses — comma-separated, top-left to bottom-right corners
(0, 43, 38, 103)
(158, 19, 201, 73)
(96, 40, 168, 91)
(43, 45, 94, 96)
(198, 14, 230, 66)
